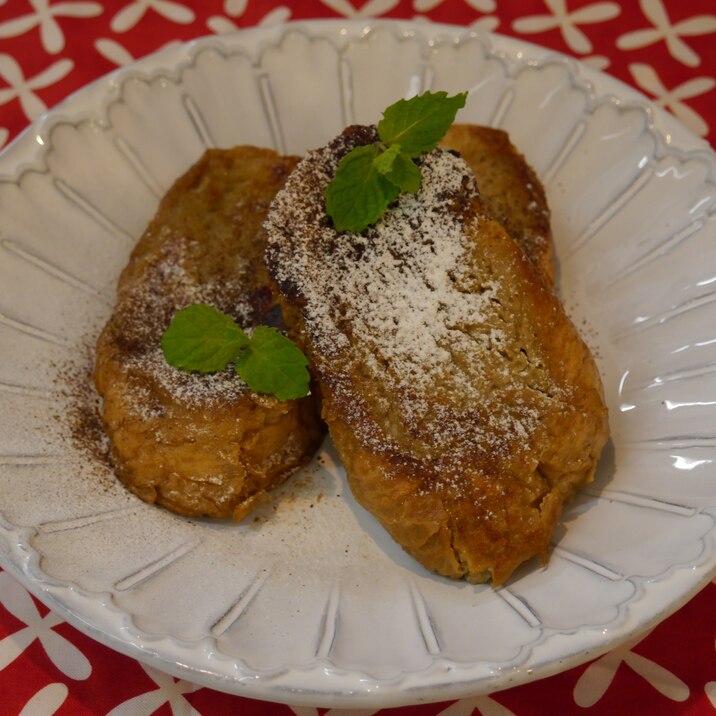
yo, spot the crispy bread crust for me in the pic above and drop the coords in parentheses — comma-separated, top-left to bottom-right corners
(95, 147, 324, 520)
(266, 126, 608, 584)
(441, 124, 555, 287)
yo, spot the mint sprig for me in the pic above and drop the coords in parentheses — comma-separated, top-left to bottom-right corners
(377, 91, 468, 156)
(325, 90, 467, 233)
(161, 304, 310, 401)
(325, 145, 400, 233)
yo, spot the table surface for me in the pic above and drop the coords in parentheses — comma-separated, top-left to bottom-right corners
(0, 1, 714, 714)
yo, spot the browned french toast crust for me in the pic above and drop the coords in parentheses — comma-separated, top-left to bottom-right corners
(95, 146, 324, 521)
(265, 126, 608, 584)
(441, 124, 555, 287)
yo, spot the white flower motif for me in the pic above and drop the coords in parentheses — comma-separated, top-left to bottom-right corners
(258, 7, 292, 26)
(106, 663, 201, 716)
(94, 37, 181, 66)
(289, 707, 379, 716)
(629, 62, 715, 137)
(317, 0, 401, 18)
(94, 38, 135, 66)
(581, 54, 611, 70)
(206, 5, 291, 34)
(19, 683, 68, 716)
(206, 14, 237, 34)
(573, 630, 689, 707)
(110, 0, 195, 33)
(707, 681, 716, 708)
(413, 0, 445, 10)
(465, 0, 497, 12)
(0, 572, 91, 679)
(435, 694, 516, 715)
(706, 635, 716, 707)
(617, 0, 716, 68)
(413, 0, 496, 11)
(0, 53, 73, 121)
(0, 0, 102, 54)
(512, 0, 621, 54)
(469, 15, 500, 33)
(223, 0, 247, 17)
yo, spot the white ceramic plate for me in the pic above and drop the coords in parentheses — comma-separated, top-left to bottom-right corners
(0, 20, 714, 708)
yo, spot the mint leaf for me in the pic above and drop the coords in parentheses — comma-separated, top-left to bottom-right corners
(325, 144, 400, 232)
(374, 145, 421, 193)
(236, 326, 310, 401)
(324, 90, 467, 232)
(161, 304, 248, 373)
(162, 305, 311, 400)
(373, 143, 402, 175)
(384, 150, 422, 193)
(377, 91, 467, 157)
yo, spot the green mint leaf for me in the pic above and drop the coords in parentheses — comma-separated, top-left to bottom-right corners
(384, 150, 422, 193)
(162, 305, 311, 400)
(373, 143, 402, 175)
(161, 304, 248, 373)
(325, 144, 400, 232)
(324, 90, 467, 231)
(235, 326, 310, 401)
(374, 145, 421, 193)
(377, 91, 467, 157)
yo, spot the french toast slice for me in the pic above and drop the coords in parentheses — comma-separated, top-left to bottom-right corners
(265, 126, 609, 584)
(95, 146, 324, 521)
(441, 124, 555, 287)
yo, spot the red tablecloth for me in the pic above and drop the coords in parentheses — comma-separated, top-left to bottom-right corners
(0, 1, 714, 714)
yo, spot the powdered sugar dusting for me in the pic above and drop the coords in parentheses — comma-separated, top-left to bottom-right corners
(126, 347, 248, 415)
(106, 236, 252, 413)
(266, 127, 561, 466)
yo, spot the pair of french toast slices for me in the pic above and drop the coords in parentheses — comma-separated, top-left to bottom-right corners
(95, 124, 608, 585)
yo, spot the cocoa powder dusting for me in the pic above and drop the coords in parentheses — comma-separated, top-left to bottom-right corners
(52, 341, 115, 487)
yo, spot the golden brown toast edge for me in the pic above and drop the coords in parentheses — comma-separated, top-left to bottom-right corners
(317, 214, 608, 585)
(441, 124, 555, 288)
(265, 129, 609, 585)
(95, 146, 324, 521)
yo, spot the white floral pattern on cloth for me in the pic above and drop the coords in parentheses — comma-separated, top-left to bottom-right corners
(110, 0, 195, 33)
(289, 694, 515, 715)
(629, 61, 716, 136)
(511, 0, 621, 54)
(0, 0, 102, 54)
(616, 0, 716, 68)
(413, 0, 497, 12)
(289, 695, 515, 716)
(317, 0, 401, 18)
(707, 681, 716, 709)
(435, 695, 516, 716)
(206, 4, 291, 34)
(706, 630, 716, 708)
(0, 572, 90, 680)
(94, 36, 137, 65)
(412, 12, 500, 32)
(18, 683, 68, 716)
(0, 53, 73, 121)
(224, 0, 249, 16)
(573, 629, 690, 707)
(464, 0, 497, 12)
(0, 2, 713, 714)
(465, 14, 500, 32)
(581, 54, 611, 70)
(94, 36, 180, 65)
(289, 707, 379, 716)
(106, 663, 201, 715)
